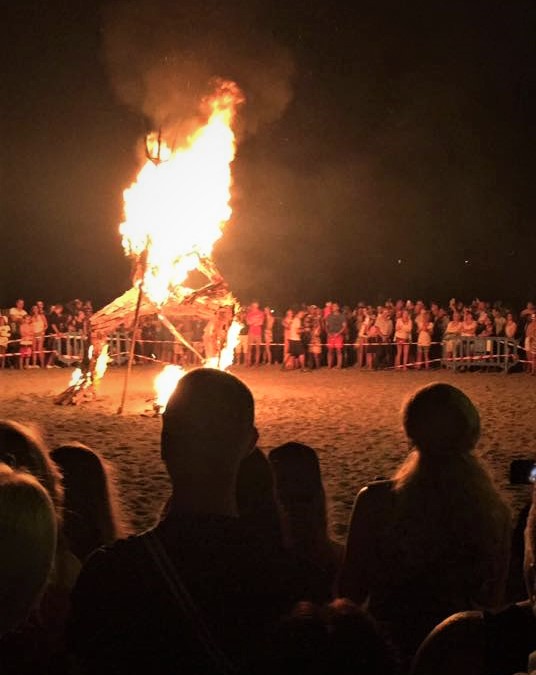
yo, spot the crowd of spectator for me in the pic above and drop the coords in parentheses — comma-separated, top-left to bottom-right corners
(2, 374, 536, 674)
(2, 296, 536, 374)
(240, 298, 536, 374)
(0, 299, 93, 369)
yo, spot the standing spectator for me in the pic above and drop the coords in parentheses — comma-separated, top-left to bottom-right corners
(504, 312, 518, 340)
(19, 315, 33, 369)
(234, 310, 248, 365)
(283, 309, 306, 370)
(492, 308, 506, 337)
(141, 316, 157, 361)
(461, 309, 477, 337)
(416, 310, 434, 369)
(356, 310, 373, 368)
(301, 307, 313, 363)
(8, 298, 27, 332)
(30, 304, 48, 368)
(375, 308, 394, 369)
(365, 320, 381, 370)
(325, 303, 346, 369)
(395, 309, 413, 370)
(444, 310, 463, 363)
(432, 308, 449, 363)
(282, 309, 294, 364)
(526, 312, 536, 375)
(0, 315, 11, 368)
(460, 309, 478, 370)
(246, 302, 264, 367)
(263, 307, 275, 365)
(308, 307, 323, 370)
(47, 304, 69, 367)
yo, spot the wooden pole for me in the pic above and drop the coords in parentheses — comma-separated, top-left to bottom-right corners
(117, 248, 149, 414)
(158, 312, 205, 363)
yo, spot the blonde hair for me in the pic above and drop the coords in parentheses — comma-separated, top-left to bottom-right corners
(0, 463, 57, 635)
(0, 420, 63, 515)
(390, 383, 510, 607)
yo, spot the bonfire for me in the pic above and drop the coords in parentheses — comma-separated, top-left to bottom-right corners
(56, 81, 244, 410)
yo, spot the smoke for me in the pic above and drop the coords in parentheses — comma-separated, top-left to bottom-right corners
(101, 0, 294, 138)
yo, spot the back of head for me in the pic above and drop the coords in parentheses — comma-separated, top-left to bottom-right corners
(255, 598, 396, 675)
(269, 442, 324, 504)
(162, 368, 256, 482)
(0, 463, 57, 636)
(50, 443, 122, 560)
(403, 383, 480, 456)
(0, 420, 63, 513)
(269, 443, 328, 550)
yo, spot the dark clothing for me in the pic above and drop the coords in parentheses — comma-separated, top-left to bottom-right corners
(48, 312, 68, 334)
(68, 513, 301, 675)
(482, 603, 536, 675)
(325, 312, 345, 335)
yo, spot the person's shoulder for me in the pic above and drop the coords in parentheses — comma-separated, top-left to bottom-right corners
(74, 533, 153, 589)
(353, 479, 394, 511)
(411, 611, 484, 675)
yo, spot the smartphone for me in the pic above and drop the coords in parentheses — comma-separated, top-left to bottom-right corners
(509, 459, 536, 485)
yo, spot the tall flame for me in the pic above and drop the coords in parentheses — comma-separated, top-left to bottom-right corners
(119, 81, 244, 306)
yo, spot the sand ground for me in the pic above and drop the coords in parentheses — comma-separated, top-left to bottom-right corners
(1, 365, 535, 541)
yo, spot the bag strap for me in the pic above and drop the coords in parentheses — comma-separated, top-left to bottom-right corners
(142, 530, 238, 675)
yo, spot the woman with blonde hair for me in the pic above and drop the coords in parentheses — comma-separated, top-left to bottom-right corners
(0, 464, 57, 637)
(339, 383, 511, 666)
(0, 420, 80, 671)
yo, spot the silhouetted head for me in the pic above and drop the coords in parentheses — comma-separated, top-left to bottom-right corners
(0, 463, 57, 636)
(403, 383, 480, 456)
(255, 598, 396, 675)
(269, 442, 328, 550)
(50, 443, 123, 561)
(0, 420, 63, 514)
(269, 443, 324, 503)
(162, 368, 257, 487)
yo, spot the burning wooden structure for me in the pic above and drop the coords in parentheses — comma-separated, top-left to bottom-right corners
(55, 81, 244, 409)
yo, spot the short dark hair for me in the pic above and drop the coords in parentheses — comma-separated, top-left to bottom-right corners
(162, 369, 255, 474)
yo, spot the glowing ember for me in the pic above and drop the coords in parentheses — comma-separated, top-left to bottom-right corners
(119, 81, 244, 306)
(154, 364, 186, 412)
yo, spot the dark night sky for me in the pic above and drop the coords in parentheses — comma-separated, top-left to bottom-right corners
(2, 0, 535, 311)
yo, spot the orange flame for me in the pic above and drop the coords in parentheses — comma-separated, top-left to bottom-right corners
(154, 364, 186, 412)
(120, 81, 244, 306)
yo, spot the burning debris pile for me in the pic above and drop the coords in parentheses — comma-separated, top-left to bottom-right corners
(56, 82, 244, 410)
(54, 344, 110, 406)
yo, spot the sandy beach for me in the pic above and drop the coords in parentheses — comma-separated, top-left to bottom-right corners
(1, 366, 535, 541)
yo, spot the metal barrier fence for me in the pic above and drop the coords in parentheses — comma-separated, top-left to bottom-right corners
(441, 336, 518, 373)
(1, 331, 527, 373)
(54, 333, 87, 365)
